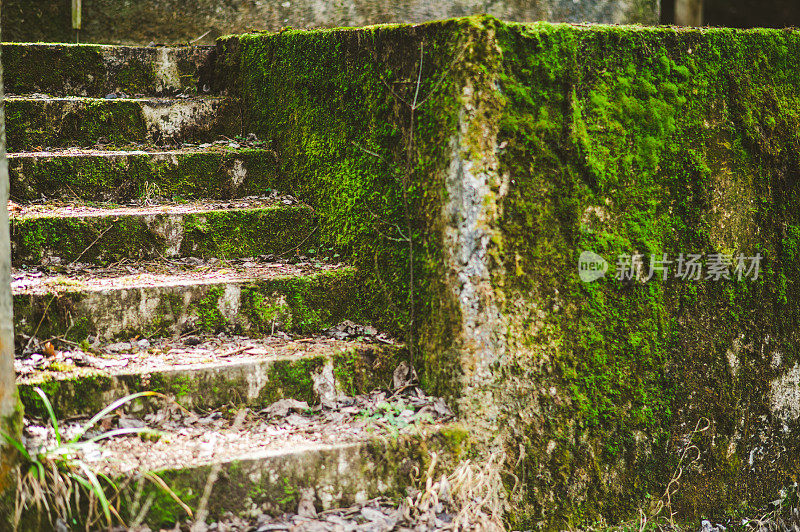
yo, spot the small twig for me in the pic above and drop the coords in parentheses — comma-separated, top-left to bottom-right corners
(145, 472, 193, 519)
(219, 345, 254, 357)
(351, 140, 390, 164)
(189, 29, 213, 44)
(652, 417, 710, 524)
(379, 77, 412, 108)
(277, 225, 319, 258)
(364, 204, 410, 243)
(412, 44, 424, 109)
(179, 328, 199, 339)
(42, 336, 80, 347)
(415, 44, 468, 108)
(70, 222, 117, 265)
(24, 295, 58, 353)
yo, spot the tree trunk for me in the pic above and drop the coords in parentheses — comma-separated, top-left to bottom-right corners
(676, 0, 704, 26)
(0, 0, 23, 523)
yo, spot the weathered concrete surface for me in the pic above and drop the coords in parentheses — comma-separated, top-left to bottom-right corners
(2, 0, 659, 45)
(219, 16, 800, 527)
(10, 203, 318, 266)
(125, 426, 461, 527)
(5, 96, 236, 151)
(2, 44, 214, 97)
(13, 266, 362, 344)
(9, 148, 279, 203)
(18, 341, 404, 418)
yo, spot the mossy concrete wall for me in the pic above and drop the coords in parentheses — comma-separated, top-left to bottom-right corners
(218, 17, 800, 528)
(2, 0, 658, 45)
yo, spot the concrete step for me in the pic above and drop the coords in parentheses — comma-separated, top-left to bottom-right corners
(6, 96, 235, 151)
(17, 336, 404, 419)
(21, 399, 461, 527)
(10, 198, 318, 266)
(3, 43, 215, 97)
(9, 147, 278, 203)
(12, 261, 363, 346)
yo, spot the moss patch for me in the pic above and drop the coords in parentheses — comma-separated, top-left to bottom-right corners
(10, 149, 279, 203)
(10, 205, 317, 266)
(491, 21, 800, 527)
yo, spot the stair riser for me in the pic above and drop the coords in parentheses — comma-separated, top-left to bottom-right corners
(6, 98, 235, 151)
(18, 345, 403, 419)
(11, 206, 318, 266)
(10, 150, 279, 203)
(13, 269, 361, 345)
(140, 441, 421, 525)
(3, 44, 214, 97)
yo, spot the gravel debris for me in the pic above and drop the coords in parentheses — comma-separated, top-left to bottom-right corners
(11, 256, 344, 295)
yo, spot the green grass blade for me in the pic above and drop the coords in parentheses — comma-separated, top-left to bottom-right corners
(34, 387, 61, 446)
(76, 461, 112, 525)
(69, 472, 92, 491)
(144, 472, 194, 518)
(84, 427, 160, 444)
(0, 429, 33, 462)
(34, 460, 45, 481)
(60, 428, 160, 452)
(71, 391, 162, 443)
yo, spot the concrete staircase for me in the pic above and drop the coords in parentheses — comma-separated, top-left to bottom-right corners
(5, 43, 455, 528)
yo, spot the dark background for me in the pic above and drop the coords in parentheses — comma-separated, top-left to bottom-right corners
(662, 0, 800, 27)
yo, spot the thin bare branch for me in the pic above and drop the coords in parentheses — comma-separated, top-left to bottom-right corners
(379, 76, 412, 108)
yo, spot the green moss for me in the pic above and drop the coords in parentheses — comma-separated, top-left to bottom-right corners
(18, 373, 115, 419)
(10, 149, 279, 203)
(4, 96, 233, 151)
(10, 204, 317, 266)
(2, 44, 105, 95)
(194, 286, 225, 333)
(262, 357, 324, 404)
(332, 345, 407, 396)
(6, 98, 147, 151)
(240, 268, 365, 334)
(229, 18, 472, 342)
(487, 20, 800, 527)
(439, 425, 470, 459)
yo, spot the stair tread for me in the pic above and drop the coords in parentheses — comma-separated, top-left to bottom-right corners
(9, 145, 268, 157)
(13, 259, 345, 295)
(25, 390, 452, 476)
(11, 196, 306, 219)
(4, 42, 212, 51)
(7, 95, 223, 103)
(16, 335, 394, 384)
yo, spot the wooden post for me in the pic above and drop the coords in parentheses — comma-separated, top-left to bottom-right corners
(675, 0, 704, 26)
(72, 0, 82, 30)
(0, 0, 23, 525)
